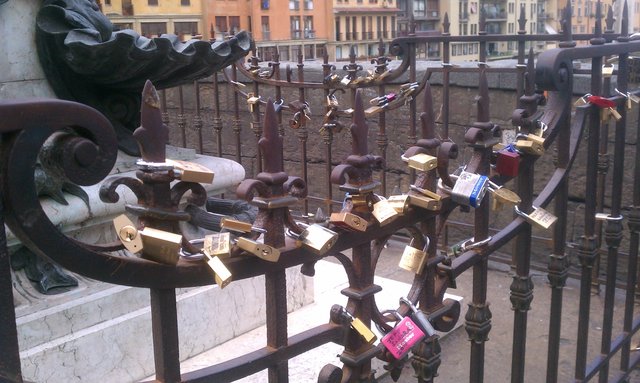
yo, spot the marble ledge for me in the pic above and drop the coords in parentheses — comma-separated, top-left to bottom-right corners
(5, 147, 245, 247)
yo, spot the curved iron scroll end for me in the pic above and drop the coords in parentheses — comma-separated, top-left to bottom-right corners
(330, 164, 354, 187)
(351, 90, 368, 156)
(171, 181, 207, 207)
(99, 176, 147, 204)
(132, 81, 167, 163)
(236, 178, 270, 202)
(283, 176, 308, 199)
(260, 98, 284, 174)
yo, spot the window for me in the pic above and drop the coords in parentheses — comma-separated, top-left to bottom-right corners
(335, 18, 341, 41)
(228, 16, 240, 33)
(289, 0, 300, 10)
(181, 0, 190, 5)
(215, 16, 228, 33)
(175, 22, 197, 38)
(304, 16, 314, 38)
(304, 0, 314, 10)
(105, 0, 111, 5)
(261, 0, 269, 10)
(336, 46, 343, 60)
(141, 22, 166, 37)
(290, 16, 301, 39)
(148, 0, 158, 5)
(413, 0, 425, 16)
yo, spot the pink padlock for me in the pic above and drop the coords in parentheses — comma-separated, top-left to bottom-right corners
(381, 315, 426, 359)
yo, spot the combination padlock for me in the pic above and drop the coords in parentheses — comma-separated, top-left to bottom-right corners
(296, 224, 339, 255)
(451, 171, 489, 208)
(372, 198, 399, 226)
(380, 311, 426, 360)
(236, 237, 280, 262)
(330, 212, 368, 232)
(166, 159, 215, 184)
(400, 297, 436, 338)
(204, 232, 232, 260)
(402, 153, 437, 172)
(515, 205, 558, 230)
(398, 237, 430, 275)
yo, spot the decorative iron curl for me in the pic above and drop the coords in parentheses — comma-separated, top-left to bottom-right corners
(170, 181, 208, 207)
(283, 176, 308, 199)
(99, 176, 146, 204)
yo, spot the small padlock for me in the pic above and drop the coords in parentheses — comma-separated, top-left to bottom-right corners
(398, 237, 429, 274)
(515, 205, 558, 230)
(372, 198, 399, 226)
(289, 112, 302, 129)
(451, 171, 489, 208)
(166, 159, 215, 184)
(409, 185, 442, 201)
(376, 70, 392, 80)
(380, 312, 426, 360)
(607, 107, 622, 121)
(490, 186, 522, 211)
(350, 194, 374, 209)
(330, 212, 368, 232)
(515, 134, 545, 155)
(495, 148, 520, 177)
(139, 227, 183, 265)
(246, 93, 261, 112)
(387, 194, 411, 214)
(113, 214, 143, 253)
(349, 315, 378, 345)
(340, 76, 352, 86)
(408, 193, 441, 211)
(400, 297, 436, 338)
(236, 237, 280, 262)
(365, 105, 383, 116)
(298, 224, 339, 255)
(403, 153, 437, 172)
(602, 64, 614, 78)
(204, 232, 232, 260)
(221, 218, 254, 233)
(204, 253, 232, 289)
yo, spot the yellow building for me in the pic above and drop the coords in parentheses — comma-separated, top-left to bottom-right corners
(102, 0, 204, 40)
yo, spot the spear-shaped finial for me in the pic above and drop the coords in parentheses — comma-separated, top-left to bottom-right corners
(560, 4, 576, 48)
(476, 70, 490, 123)
(351, 90, 369, 156)
(518, 3, 527, 33)
(259, 99, 284, 174)
(443, 12, 450, 35)
(591, 1, 605, 45)
(620, 1, 629, 41)
(133, 80, 168, 163)
(605, 4, 615, 33)
(479, 8, 486, 34)
(525, 48, 535, 96)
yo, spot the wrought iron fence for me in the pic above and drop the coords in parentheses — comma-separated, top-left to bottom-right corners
(1, 2, 640, 383)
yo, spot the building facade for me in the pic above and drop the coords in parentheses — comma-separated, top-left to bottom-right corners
(102, 0, 204, 40)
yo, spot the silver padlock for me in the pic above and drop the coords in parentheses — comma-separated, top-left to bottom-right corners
(451, 171, 489, 208)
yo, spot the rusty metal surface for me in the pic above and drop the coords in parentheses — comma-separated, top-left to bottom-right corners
(2, 3, 640, 383)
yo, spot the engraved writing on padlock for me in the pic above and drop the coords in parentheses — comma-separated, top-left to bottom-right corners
(372, 199, 398, 226)
(515, 206, 558, 230)
(298, 224, 338, 255)
(381, 316, 426, 359)
(113, 214, 143, 253)
(330, 212, 368, 232)
(404, 153, 437, 172)
(236, 237, 280, 262)
(166, 159, 215, 184)
(350, 317, 377, 345)
(204, 232, 231, 259)
(139, 227, 183, 265)
(205, 254, 232, 288)
(451, 171, 489, 208)
(387, 194, 411, 214)
(221, 218, 253, 233)
(398, 240, 429, 274)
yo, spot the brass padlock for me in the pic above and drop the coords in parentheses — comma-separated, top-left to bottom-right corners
(350, 194, 373, 209)
(166, 159, 215, 184)
(515, 206, 558, 230)
(376, 70, 392, 81)
(404, 153, 437, 172)
(602, 65, 614, 78)
(139, 227, 183, 265)
(113, 214, 143, 253)
(330, 212, 368, 232)
(298, 224, 339, 255)
(607, 107, 622, 121)
(408, 193, 441, 211)
(204, 232, 232, 259)
(365, 106, 382, 116)
(246, 92, 260, 112)
(372, 199, 398, 226)
(398, 238, 429, 274)
(221, 218, 254, 233)
(515, 135, 544, 156)
(489, 186, 521, 211)
(236, 237, 280, 262)
(409, 184, 442, 201)
(204, 253, 232, 288)
(387, 194, 411, 214)
(350, 316, 377, 345)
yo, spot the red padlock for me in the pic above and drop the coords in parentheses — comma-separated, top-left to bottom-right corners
(586, 95, 616, 108)
(496, 149, 520, 177)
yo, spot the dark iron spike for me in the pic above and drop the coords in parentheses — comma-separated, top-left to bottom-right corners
(323, 49, 329, 64)
(560, 5, 576, 48)
(605, 4, 615, 33)
(260, 99, 284, 174)
(410, 12, 416, 34)
(421, 82, 436, 139)
(518, 3, 527, 32)
(595, 1, 603, 37)
(443, 12, 451, 35)
(298, 44, 304, 63)
(479, 8, 486, 34)
(133, 80, 167, 163)
(525, 48, 535, 96)
(621, 0, 630, 39)
(477, 69, 490, 123)
(351, 90, 369, 156)
(350, 45, 356, 62)
(378, 37, 385, 56)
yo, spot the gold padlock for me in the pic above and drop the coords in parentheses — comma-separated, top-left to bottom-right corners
(608, 107, 622, 121)
(166, 159, 215, 184)
(515, 206, 558, 230)
(602, 65, 614, 78)
(405, 153, 437, 172)
(350, 317, 377, 345)
(398, 238, 429, 274)
(221, 218, 254, 233)
(350, 194, 373, 209)
(408, 193, 441, 211)
(515, 137, 544, 156)
(246, 92, 260, 112)
(372, 199, 398, 226)
(139, 227, 183, 265)
(204, 232, 232, 259)
(376, 70, 392, 81)
(490, 187, 521, 211)
(298, 224, 339, 255)
(409, 184, 442, 201)
(204, 254, 232, 288)
(387, 194, 411, 214)
(236, 237, 280, 262)
(365, 106, 383, 116)
(330, 212, 368, 232)
(113, 214, 143, 253)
